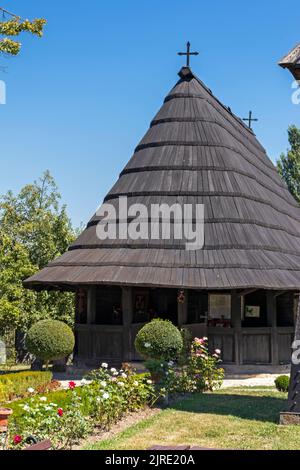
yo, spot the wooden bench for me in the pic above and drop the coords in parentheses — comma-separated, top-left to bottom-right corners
(149, 445, 222, 451)
(24, 439, 52, 451)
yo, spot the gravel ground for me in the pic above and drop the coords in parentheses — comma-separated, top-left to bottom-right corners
(221, 374, 282, 388)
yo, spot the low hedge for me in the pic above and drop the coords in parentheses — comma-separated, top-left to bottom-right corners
(0, 371, 52, 403)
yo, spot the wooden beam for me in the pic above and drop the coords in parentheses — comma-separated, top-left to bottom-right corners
(87, 287, 96, 324)
(122, 287, 133, 362)
(177, 290, 188, 327)
(237, 289, 257, 299)
(267, 291, 278, 365)
(274, 291, 289, 299)
(231, 291, 242, 365)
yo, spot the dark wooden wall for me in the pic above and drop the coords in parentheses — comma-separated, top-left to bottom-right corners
(74, 287, 295, 366)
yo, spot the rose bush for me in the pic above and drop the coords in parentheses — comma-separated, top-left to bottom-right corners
(187, 337, 224, 391)
(7, 364, 157, 449)
(144, 337, 224, 397)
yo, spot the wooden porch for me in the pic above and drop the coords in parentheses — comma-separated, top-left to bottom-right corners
(74, 287, 296, 367)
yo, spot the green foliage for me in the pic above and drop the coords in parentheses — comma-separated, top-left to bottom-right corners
(178, 327, 193, 366)
(8, 364, 157, 449)
(0, 171, 76, 336)
(277, 125, 300, 203)
(9, 388, 91, 449)
(26, 320, 75, 363)
(144, 337, 224, 397)
(0, 11, 46, 56)
(275, 375, 290, 393)
(0, 231, 36, 334)
(135, 319, 183, 361)
(187, 338, 224, 391)
(0, 370, 52, 402)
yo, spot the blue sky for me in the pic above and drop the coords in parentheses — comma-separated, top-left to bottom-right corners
(0, 0, 299, 227)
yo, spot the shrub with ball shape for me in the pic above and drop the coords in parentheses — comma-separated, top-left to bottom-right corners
(275, 375, 290, 393)
(26, 319, 75, 366)
(135, 319, 183, 361)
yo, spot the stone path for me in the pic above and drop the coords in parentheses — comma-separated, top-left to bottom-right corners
(221, 374, 282, 388)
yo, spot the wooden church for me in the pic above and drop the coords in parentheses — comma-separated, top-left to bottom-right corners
(25, 44, 300, 367)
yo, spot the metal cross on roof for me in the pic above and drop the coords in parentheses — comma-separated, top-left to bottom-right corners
(178, 42, 199, 67)
(243, 110, 258, 130)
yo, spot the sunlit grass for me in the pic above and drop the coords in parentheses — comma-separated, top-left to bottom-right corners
(85, 387, 300, 450)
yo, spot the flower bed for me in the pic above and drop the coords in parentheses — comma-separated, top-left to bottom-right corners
(0, 371, 53, 403)
(7, 364, 156, 449)
(144, 337, 224, 397)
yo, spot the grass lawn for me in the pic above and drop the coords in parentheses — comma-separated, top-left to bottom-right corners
(85, 387, 300, 451)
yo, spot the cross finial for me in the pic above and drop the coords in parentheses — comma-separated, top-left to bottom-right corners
(178, 41, 199, 67)
(242, 110, 258, 130)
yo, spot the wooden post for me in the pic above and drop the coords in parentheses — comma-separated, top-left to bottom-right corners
(267, 291, 278, 365)
(177, 290, 188, 327)
(232, 291, 242, 365)
(87, 287, 96, 324)
(122, 287, 133, 362)
(280, 295, 300, 422)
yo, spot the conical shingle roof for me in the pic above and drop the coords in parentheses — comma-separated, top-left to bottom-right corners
(25, 67, 300, 290)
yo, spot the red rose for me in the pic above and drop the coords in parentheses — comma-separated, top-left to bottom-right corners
(13, 435, 22, 445)
(57, 408, 64, 417)
(68, 381, 76, 389)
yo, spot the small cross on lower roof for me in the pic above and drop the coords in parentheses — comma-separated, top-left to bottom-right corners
(243, 110, 258, 130)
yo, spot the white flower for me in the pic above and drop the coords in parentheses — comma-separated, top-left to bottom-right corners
(133, 381, 139, 387)
(101, 362, 108, 368)
(50, 403, 58, 407)
(121, 373, 127, 379)
(100, 381, 107, 388)
(203, 337, 208, 341)
(144, 342, 151, 348)
(27, 387, 35, 394)
(23, 405, 30, 412)
(146, 380, 152, 384)
(103, 392, 109, 399)
(81, 379, 89, 385)
(45, 406, 52, 411)
(215, 349, 221, 355)
(118, 381, 125, 387)
(39, 396, 47, 402)
(110, 367, 117, 373)
(96, 397, 101, 403)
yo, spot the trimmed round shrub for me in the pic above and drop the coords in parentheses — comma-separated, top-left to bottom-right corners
(135, 319, 183, 360)
(26, 320, 75, 364)
(275, 375, 290, 392)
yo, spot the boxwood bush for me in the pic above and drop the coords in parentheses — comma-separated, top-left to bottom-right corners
(135, 319, 183, 360)
(0, 370, 52, 403)
(25, 319, 75, 366)
(275, 375, 290, 392)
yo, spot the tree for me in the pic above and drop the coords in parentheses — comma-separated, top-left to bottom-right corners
(277, 125, 300, 204)
(0, 230, 36, 334)
(0, 171, 76, 337)
(0, 6, 46, 56)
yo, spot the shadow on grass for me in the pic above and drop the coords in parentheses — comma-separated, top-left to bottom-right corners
(170, 393, 287, 423)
